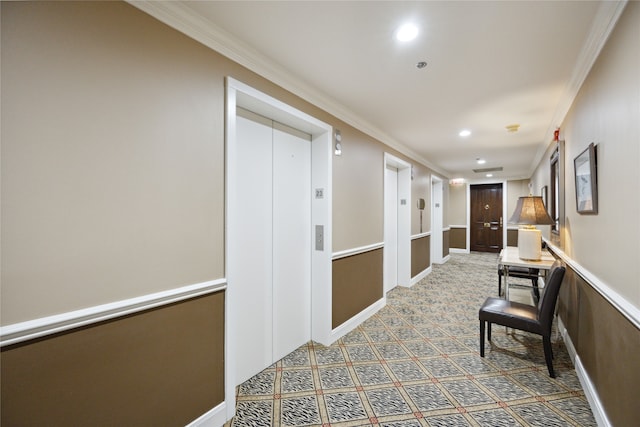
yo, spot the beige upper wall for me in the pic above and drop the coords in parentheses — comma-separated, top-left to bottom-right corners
(2, 2, 226, 323)
(506, 179, 531, 224)
(1, 2, 440, 324)
(411, 165, 432, 235)
(506, 179, 530, 218)
(448, 183, 466, 226)
(531, 1, 639, 308)
(331, 127, 386, 250)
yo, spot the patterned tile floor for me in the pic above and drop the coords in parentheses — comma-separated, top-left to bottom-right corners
(226, 252, 595, 426)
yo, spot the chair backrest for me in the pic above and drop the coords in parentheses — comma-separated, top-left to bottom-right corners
(537, 261, 566, 332)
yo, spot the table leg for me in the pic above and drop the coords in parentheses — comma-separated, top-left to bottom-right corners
(503, 264, 510, 300)
(503, 264, 514, 334)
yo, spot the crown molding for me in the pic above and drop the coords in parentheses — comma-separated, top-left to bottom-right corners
(529, 0, 628, 177)
(128, 1, 450, 178)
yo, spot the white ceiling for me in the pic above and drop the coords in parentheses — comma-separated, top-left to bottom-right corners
(134, 1, 624, 180)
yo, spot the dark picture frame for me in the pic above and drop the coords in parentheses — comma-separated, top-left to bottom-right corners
(574, 143, 598, 214)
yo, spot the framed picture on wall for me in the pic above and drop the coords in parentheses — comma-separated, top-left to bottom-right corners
(574, 143, 598, 214)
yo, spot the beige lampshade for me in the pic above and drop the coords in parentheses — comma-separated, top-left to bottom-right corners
(508, 196, 554, 225)
(509, 196, 553, 261)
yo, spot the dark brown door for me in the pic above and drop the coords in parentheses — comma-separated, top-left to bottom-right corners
(470, 184, 503, 252)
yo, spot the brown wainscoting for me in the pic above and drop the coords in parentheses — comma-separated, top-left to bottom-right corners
(443, 230, 450, 258)
(332, 248, 383, 329)
(449, 227, 466, 250)
(411, 235, 430, 278)
(507, 228, 518, 247)
(558, 267, 640, 426)
(1, 291, 225, 426)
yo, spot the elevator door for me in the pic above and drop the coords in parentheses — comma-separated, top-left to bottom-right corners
(234, 108, 311, 384)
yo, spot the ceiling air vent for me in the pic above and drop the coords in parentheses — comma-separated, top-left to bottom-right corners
(473, 167, 503, 173)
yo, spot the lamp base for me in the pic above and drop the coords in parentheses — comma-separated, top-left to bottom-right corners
(518, 228, 542, 261)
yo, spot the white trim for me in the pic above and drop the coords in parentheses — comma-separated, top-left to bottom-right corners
(187, 402, 227, 427)
(0, 279, 227, 348)
(502, 180, 508, 251)
(466, 184, 471, 251)
(328, 298, 386, 345)
(441, 254, 451, 264)
(411, 232, 431, 240)
(410, 266, 432, 286)
(450, 248, 470, 254)
(443, 226, 451, 232)
(127, 1, 450, 178)
(529, 0, 628, 177)
(332, 242, 384, 260)
(431, 175, 444, 264)
(130, 0, 622, 181)
(545, 239, 640, 329)
(557, 317, 611, 427)
(575, 356, 611, 427)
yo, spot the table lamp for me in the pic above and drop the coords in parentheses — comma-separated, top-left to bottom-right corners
(508, 195, 554, 261)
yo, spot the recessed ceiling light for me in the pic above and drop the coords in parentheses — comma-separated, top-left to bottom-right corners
(459, 129, 471, 137)
(486, 173, 493, 178)
(396, 23, 419, 42)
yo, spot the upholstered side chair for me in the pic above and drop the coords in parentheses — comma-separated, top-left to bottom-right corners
(479, 262, 566, 377)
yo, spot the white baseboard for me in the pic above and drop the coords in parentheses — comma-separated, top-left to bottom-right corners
(328, 298, 385, 345)
(557, 317, 611, 427)
(449, 248, 469, 254)
(410, 266, 432, 286)
(187, 402, 227, 427)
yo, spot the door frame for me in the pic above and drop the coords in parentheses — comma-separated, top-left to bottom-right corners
(225, 78, 332, 419)
(383, 153, 411, 288)
(431, 175, 444, 264)
(466, 180, 508, 252)
(383, 164, 398, 294)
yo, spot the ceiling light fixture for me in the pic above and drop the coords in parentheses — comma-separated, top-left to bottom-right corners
(486, 173, 493, 178)
(396, 23, 419, 42)
(476, 158, 486, 164)
(459, 129, 471, 137)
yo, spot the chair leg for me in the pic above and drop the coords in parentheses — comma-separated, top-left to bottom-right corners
(543, 335, 555, 378)
(532, 277, 540, 300)
(498, 272, 502, 296)
(487, 322, 492, 341)
(480, 320, 485, 357)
